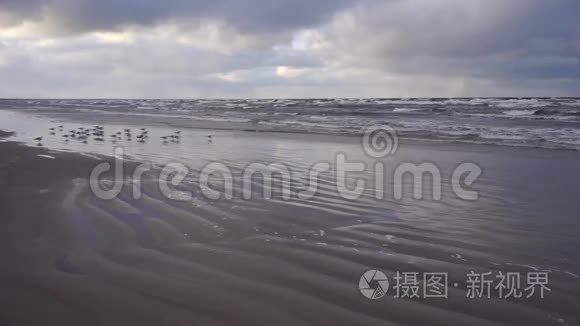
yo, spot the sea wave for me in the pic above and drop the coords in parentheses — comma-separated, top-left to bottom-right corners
(503, 109, 537, 116)
(392, 107, 426, 113)
(1, 97, 579, 150)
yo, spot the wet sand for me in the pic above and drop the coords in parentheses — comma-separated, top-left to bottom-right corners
(1, 121, 580, 325)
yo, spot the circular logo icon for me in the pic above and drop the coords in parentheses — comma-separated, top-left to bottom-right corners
(359, 269, 389, 299)
(362, 125, 399, 158)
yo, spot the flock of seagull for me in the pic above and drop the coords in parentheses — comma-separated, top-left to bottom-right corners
(34, 125, 213, 146)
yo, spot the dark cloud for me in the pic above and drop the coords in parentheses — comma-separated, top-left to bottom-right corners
(0, 0, 579, 97)
(316, 0, 580, 82)
(0, 0, 353, 35)
(0, 0, 45, 18)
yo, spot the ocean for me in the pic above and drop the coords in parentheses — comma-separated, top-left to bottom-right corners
(1, 97, 580, 150)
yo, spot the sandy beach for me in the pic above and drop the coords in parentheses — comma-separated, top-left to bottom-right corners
(1, 107, 579, 325)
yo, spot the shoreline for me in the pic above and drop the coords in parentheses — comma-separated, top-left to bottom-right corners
(3, 109, 578, 152)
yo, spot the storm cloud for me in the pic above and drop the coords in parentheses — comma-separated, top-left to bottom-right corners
(0, 0, 579, 97)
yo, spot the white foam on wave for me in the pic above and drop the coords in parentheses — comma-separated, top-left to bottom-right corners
(381, 99, 441, 105)
(442, 98, 488, 106)
(560, 99, 580, 107)
(494, 99, 551, 109)
(393, 107, 424, 113)
(36, 154, 56, 159)
(503, 110, 537, 116)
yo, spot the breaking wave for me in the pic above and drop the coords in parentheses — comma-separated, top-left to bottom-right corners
(1, 97, 579, 150)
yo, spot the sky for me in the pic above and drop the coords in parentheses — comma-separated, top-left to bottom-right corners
(0, 0, 579, 98)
